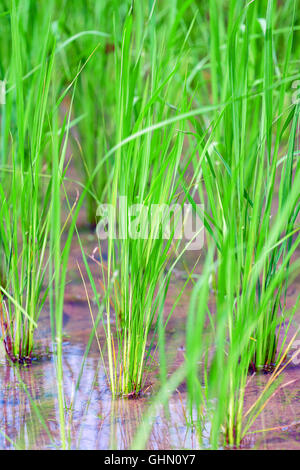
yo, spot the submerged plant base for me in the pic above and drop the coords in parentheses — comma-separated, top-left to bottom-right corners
(224, 425, 253, 450)
(0, 323, 33, 366)
(2, 347, 53, 367)
(1, 333, 52, 367)
(248, 361, 277, 375)
(6, 353, 33, 366)
(0, 296, 39, 367)
(117, 382, 152, 400)
(122, 390, 142, 400)
(224, 435, 253, 450)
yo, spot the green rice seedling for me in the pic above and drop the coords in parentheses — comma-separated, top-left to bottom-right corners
(0, 1, 57, 363)
(0, 0, 105, 448)
(0, 0, 83, 364)
(79, 6, 205, 398)
(187, 0, 300, 372)
(130, 248, 214, 450)
(185, 228, 300, 449)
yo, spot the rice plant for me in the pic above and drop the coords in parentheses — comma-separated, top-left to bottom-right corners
(0, 0, 80, 365)
(183, 0, 300, 448)
(0, 2, 57, 363)
(78, 6, 203, 398)
(188, 0, 300, 372)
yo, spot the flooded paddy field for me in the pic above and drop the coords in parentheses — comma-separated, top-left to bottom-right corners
(1, 226, 299, 450)
(1, 0, 300, 452)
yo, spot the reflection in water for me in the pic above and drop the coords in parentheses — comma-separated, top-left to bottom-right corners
(0, 339, 199, 450)
(0, 359, 57, 449)
(1, 334, 299, 450)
